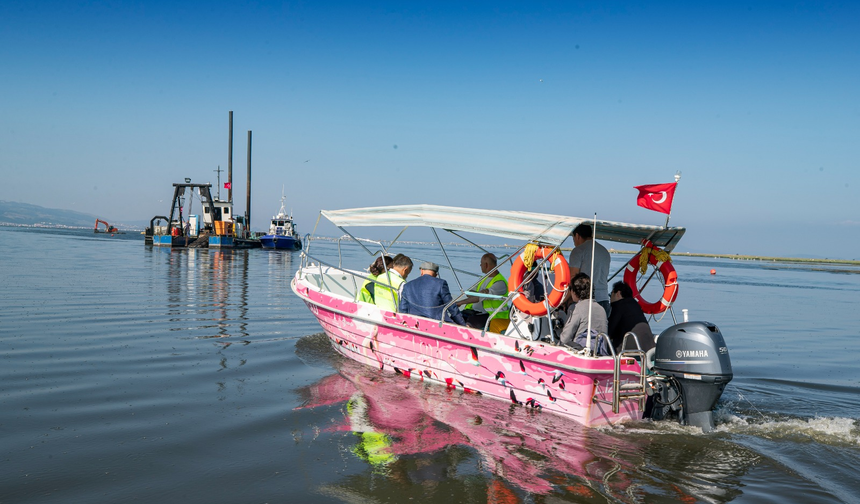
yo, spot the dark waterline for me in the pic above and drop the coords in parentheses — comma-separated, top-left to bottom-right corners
(1, 227, 858, 503)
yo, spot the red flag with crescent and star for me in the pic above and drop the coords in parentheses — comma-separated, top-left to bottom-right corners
(635, 182, 677, 214)
(224, 182, 232, 190)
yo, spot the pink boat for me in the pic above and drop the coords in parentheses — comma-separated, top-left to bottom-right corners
(292, 205, 733, 430)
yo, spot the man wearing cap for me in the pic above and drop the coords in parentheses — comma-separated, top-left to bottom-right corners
(399, 261, 466, 325)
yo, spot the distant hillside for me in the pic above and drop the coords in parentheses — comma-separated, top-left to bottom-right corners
(0, 200, 110, 228)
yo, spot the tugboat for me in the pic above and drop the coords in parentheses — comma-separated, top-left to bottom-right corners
(260, 190, 301, 250)
(145, 182, 242, 248)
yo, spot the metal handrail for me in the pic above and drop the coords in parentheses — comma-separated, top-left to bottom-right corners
(300, 249, 396, 300)
(441, 242, 530, 332)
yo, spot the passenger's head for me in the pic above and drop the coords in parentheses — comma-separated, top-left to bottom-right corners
(480, 253, 498, 274)
(369, 255, 394, 276)
(571, 272, 592, 301)
(419, 261, 439, 277)
(610, 281, 633, 302)
(392, 254, 413, 278)
(572, 224, 593, 245)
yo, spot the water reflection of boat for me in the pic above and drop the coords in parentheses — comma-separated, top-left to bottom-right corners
(296, 356, 605, 493)
(292, 205, 734, 431)
(260, 191, 301, 250)
(295, 352, 758, 500)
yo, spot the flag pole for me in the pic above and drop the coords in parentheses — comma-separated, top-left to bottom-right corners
(663, 171, 681, 228)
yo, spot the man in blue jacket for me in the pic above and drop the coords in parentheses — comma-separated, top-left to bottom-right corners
(399, 262, 466, 325)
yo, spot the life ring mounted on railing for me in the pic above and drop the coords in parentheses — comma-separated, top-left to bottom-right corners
(509, 246, 570, 316)
(623, 240, 678, 314)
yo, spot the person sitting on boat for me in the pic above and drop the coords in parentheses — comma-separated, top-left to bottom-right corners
(569, 224, 612, 317)
(456, 253, 510, 333)
(374, 254, 413, 312)
(559, 273, 608, 350)
(357, 255, 394, 304)
(607, 281, 655, 353)
(399, 262, 466, 325)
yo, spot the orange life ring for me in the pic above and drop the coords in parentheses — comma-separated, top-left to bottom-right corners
(509, 247, 570, 316)
(623, 245, 678, 314)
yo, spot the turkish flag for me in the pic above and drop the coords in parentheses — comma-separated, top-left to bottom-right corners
(224, 182, 232, 189)
(635, 182, 677, 214)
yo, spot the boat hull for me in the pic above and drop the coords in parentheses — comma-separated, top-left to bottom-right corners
(292, 269, 642, 427)
(152, 235, 192, 247)
(260, 234, 301, 250)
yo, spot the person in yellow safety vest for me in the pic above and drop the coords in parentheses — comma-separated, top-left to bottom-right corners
(374, 254, 413, 312)
(357, 255, 394, 304)
(456, 253, 510, 333)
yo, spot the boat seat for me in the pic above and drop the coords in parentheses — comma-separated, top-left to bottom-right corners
(505, 309, 546, 341)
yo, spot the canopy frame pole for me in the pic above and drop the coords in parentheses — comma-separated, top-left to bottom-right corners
(608, 230, 658, 282)
(586, 213, 596, 356)
(446, 230, 494, 256)
(306, 213, 323, 262)
(387, 226, 409, 249)
(444, 230, 512, 269)
(431, 227, 464, 294)
(336, 226, 386, 257)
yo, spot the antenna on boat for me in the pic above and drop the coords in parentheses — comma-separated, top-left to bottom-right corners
(279, 185, 288, 217)
(664, 171, 681, 228)
(214, 165, 223, 200)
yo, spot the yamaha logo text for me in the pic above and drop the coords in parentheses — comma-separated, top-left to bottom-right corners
(676, 349, 709, 358)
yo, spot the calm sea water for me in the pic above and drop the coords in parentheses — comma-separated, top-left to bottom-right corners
(2, 226, 859, 504)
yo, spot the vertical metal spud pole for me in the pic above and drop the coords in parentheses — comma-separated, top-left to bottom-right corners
(246, 130, 252, 236)
(228, 111, 233, 203)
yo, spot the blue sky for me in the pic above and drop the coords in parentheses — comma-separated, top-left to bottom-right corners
(2, 1, 858, 258)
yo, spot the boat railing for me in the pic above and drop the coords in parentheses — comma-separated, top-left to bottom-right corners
(311, 232, 493, 326)
(301, 232, 573, 335)
(300, 238, 437, 308)
(300, 233, 311, 269)
(438, 242, 530, 331)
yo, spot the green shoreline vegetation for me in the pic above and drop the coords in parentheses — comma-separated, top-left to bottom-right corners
(607, 249, 860, 267)
(315, 236, 860, 267)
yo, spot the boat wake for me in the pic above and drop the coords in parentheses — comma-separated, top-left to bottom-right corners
(613, 399, 859, 447)
(717, 410, 860, 447)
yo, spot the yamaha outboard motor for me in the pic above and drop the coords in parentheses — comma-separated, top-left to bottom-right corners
(646, 321, 732, 431)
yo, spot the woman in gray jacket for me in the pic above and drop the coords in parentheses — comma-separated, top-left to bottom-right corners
(559, 273, 608, 349)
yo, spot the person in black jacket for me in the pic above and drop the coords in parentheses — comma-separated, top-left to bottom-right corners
(607, 281, 655, 352)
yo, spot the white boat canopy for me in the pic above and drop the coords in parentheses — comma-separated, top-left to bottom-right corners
(321, 204, 685, 251)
